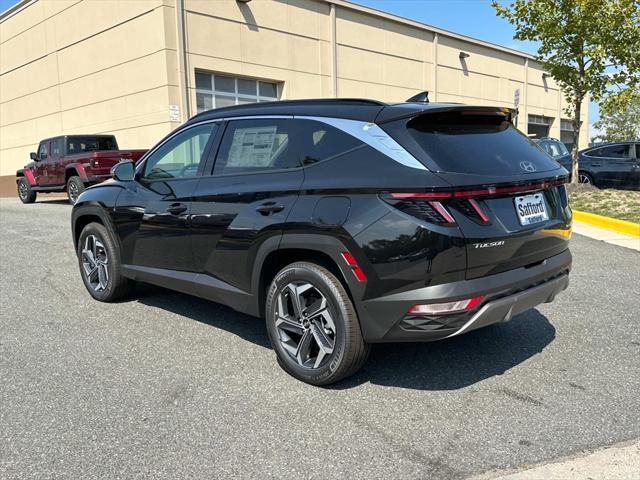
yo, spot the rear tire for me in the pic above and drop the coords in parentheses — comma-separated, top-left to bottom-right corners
(578, 171, 595, 186)
(17, 178, 37, 204)
(265, 261, 370, 386)
(67, 176, 85, 205)
(77, 222, 133, 302)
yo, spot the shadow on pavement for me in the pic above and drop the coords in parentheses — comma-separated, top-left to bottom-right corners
(135, 283, 272, 349)
(37, 199, 70, 205)
(134, 284, 555, 391)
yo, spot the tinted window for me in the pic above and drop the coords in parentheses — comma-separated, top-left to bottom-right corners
(143, 124, 216, 180)
(214, 120, 294, 175)
(297, 120, 363, 166)
(399, 111, 560, 176)
(213, 119, 363, 175)
(547, 140, 568, 158)
(50, 139, 62, 158)
(38, 143, 48, 160)
(597, 145, 631, 158)
(67, 136, 117, 154)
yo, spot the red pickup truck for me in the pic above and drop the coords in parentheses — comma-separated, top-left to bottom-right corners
(16, 134, 146, 204)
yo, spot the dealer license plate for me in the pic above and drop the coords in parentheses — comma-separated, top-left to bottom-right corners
(514, 193, 549, 226)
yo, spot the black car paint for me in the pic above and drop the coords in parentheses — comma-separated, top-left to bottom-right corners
(72, 100, 572, 342)
(576, 142, 640, 189)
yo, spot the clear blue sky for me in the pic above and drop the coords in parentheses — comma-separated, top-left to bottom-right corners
(0, 0, 598, 124)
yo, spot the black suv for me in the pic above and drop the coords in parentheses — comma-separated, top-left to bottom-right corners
(71, 99, 572, 385)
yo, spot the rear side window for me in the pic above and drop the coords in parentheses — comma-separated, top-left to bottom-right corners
(213, 119, 362, 175)
(386, 111, 561, 176)
(214, 119, 295, 175)
(50, 139, 62, 158)
(596, 145, 632, 159)
(66, 136, 118, 154)
(297, 120, 363, 166)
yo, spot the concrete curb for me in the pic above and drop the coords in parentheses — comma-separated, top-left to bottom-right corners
(572, 210, 640, 237)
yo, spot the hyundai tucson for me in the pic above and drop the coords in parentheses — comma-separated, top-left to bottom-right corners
(71, 99, 572, 385)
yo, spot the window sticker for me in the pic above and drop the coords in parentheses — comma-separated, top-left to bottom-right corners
(227, 126, 278, 167)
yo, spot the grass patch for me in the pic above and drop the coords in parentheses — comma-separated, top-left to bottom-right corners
(568, 187, 640, 223)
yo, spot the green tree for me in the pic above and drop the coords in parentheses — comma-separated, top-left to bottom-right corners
(592, 87, 640, 142)
(492, 0, 640, 182)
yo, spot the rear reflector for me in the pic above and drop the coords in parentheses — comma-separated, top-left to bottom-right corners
(341, 252, 367, 282)
(408, 295, 485, 315)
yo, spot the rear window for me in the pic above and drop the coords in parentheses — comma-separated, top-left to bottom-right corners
(66, 136, 118, 154)
(388, 111, 562, 176)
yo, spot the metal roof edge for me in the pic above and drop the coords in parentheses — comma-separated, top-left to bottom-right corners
(0, 0, 35, 22)
(327, 0, 538, 62)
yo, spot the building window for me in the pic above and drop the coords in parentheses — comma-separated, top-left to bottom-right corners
(527, 114, 553, 139)
(195, 72, 279, 113)
(560, 118, 574, 151)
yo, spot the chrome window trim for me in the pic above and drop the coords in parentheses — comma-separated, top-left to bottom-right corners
(136, 114, 427, 174)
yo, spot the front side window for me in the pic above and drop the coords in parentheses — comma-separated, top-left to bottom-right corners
(195, 72, 279, 113)
(143, 124, 216, 180)
(38, 143, 48, 160)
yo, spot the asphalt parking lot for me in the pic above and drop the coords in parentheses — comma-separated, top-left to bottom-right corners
(1, 196, 639, 479)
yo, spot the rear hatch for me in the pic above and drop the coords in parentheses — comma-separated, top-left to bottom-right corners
(380, 107, 572, 279)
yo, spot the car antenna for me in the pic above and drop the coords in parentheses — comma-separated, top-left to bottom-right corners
(406, 91, 429, 103)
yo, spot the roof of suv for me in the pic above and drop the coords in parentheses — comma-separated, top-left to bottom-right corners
(186, 98, 510, 125)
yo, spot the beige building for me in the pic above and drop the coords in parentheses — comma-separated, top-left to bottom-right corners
(0, 0, 589, 192)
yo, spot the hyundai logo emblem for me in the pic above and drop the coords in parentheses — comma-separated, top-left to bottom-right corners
(520, 161, 537, 172)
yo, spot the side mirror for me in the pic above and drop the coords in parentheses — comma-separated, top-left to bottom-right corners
(111, 160, 135, 182)
(30, 152, 38, 161)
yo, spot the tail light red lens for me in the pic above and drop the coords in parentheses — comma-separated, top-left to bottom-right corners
(408, 295, 485, 316)
(384, 175, 568, 227)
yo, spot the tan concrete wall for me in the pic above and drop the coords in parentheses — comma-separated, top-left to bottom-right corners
(182, 0, 333, 112)
(0, 0, 177, 177)
(1, 0, 590, 183)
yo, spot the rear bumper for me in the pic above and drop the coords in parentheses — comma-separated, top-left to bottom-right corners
(359, 248, 571, 342)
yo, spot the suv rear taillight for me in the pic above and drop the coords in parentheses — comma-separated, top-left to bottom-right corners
(381, 176, 569, 226)
(382, 194, 454, 225)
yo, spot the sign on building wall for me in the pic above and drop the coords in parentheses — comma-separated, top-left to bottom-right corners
(169, 105, 181, 122)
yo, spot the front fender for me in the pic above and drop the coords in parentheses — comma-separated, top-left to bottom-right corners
(71, 184, 124, 249)
(17, 168, 37, 186)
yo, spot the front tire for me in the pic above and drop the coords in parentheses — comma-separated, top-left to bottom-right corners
(265, 261, 370, 386)
(17, 178, 37, 203)
(67, 176, 85, 205)
(77, 222, 133, 302)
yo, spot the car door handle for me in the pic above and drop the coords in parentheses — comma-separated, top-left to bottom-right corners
(167, 203, 188, 215)
(256, 202, 285, 215)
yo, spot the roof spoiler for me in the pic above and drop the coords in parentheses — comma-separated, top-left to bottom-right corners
(406, 91, 429, 103)
(376, 104, 518, 124)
